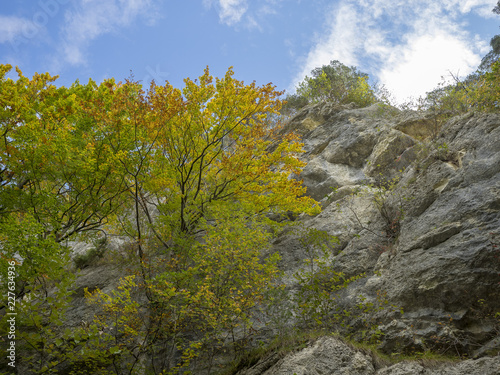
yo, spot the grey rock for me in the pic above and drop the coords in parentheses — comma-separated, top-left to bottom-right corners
(365, 130, 416, 180)
(288, 103, 393, 200)
(427, 356, 500, 374)
(401, 222, 462, 252)
(239, 337, 375, 375)
(375, 362, 427, 375)
(375, 357, 500, 374)
(237, 336, 500, 375)
(394, 111, 442, 140)
(277, 106, 500, 359)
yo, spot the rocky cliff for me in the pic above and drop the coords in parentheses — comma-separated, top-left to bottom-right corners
(237, 102, 500, 374)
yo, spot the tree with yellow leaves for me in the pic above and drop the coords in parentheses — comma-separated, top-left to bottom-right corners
(0, 64, 320, 374)
(81, 67, 320, 373)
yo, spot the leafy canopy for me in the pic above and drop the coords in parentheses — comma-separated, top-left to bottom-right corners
(283, 60, 378, 113)
(0, 64, 323, 373)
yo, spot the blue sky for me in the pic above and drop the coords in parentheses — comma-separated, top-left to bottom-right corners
(1, 0, 499, 103)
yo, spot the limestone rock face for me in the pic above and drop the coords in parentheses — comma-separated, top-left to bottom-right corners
(293, 103, 388, 200)
(271, 104, 500, 363)
(373, 112, 500, 355)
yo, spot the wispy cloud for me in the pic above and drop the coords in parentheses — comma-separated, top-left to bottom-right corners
(203, 0, 248, 26)
(0, 15, 35, 44)
(204, 0, 282, 29)
(292, 0, 494, 102)
(295, 2, 362, 79)
(220, 0, 248, 25)
(58, 0, 159, 67)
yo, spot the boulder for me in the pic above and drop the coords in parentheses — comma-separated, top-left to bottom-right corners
(238, 337, 374, 375)
(236, 336, 500, 375)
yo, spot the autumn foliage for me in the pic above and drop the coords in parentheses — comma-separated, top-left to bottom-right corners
(0, 64, 320, 374)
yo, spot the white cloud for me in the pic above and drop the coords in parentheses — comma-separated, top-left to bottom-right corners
(292, 3, 361, 87)
(219, 0, 248, 25)
(0, 14, 49, 48)
(204, 0, 283, 28)
(0, 16, 33, 44)
(453, 0, 497, 16)
(58, 0, 158, 66)
(203, 0, 248, 25)
(292, 0, 495, 103)
(379, 33, 483, 101)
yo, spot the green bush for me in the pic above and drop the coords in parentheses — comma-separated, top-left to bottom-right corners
(283, 60, 378, 113)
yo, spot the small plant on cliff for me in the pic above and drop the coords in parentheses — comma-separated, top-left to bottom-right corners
(341, 176, 408, 255)
(291, 226, 364, 329)
(261, 226, 365, 338)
